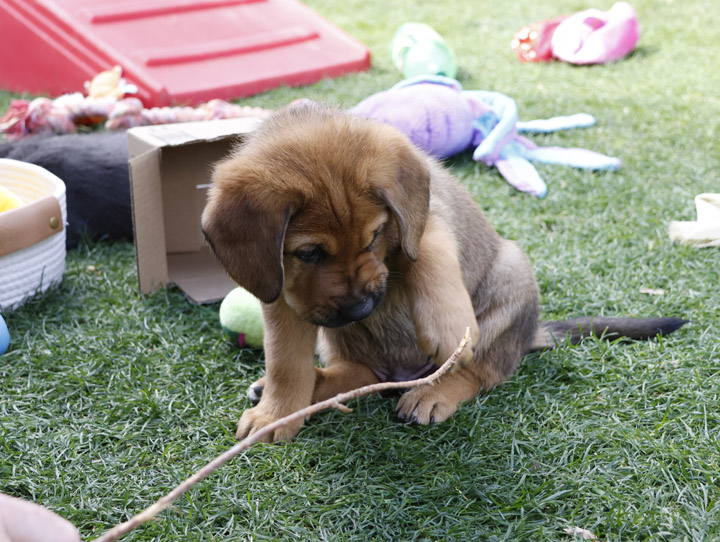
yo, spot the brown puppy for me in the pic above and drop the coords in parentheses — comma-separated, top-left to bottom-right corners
(202, 104, 686, 442)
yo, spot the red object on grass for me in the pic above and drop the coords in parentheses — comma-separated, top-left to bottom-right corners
(511, 15, 567, 62)
(0, 0, 371, 106)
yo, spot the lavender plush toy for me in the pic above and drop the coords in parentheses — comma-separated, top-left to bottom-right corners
(351, 76, 620, 197)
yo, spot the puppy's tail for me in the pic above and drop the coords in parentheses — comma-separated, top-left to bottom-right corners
(529, 316, 688, 352)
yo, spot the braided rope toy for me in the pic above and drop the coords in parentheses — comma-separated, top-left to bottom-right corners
(0, 66, 268, 140)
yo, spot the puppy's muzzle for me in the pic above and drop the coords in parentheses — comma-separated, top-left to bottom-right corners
(340, 296, 374, 322)
(321, 288, 385, 328)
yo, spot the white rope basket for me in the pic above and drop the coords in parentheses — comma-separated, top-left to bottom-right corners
(0, 159, 67, 310)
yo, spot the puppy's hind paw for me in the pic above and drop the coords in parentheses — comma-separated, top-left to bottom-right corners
(246, 377, 265, 406)
(247, 384, 263, 405)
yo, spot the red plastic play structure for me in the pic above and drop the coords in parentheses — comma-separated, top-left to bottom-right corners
(0, 0, 371, 106)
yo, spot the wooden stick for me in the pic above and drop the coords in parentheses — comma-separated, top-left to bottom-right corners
(91, 329, 470, 542)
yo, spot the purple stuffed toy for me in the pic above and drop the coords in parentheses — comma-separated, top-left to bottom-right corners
(351, 76, 620, 197)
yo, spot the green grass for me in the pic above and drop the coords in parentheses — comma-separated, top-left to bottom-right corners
(2, 0, 720, 540)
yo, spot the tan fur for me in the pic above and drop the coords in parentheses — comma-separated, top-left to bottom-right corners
(403, 213, 480, 367)
(202, 104, 540, 441)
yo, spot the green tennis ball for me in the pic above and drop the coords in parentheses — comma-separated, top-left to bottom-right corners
(219, 287, 264, 349)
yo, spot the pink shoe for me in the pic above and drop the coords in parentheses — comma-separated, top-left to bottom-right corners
(550, 2, 641, 64)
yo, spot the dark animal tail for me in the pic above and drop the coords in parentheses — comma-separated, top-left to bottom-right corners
(529, 316, 688, 352)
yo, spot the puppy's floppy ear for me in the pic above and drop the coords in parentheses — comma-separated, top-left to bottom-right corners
(379, 144, 431, 261)
(201, 168, 296, 304)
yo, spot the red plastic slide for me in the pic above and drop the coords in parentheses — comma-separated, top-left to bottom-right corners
(0, 0, 370, 106)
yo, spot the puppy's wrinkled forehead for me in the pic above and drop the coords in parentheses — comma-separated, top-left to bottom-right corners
(283, 156, 390, 255)
(287, 194, 387, 256)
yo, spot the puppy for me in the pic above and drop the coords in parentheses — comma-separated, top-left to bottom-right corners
(202, 104, 686, 442)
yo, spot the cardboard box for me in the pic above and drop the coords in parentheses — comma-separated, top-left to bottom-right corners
(128, 117, 263, 304)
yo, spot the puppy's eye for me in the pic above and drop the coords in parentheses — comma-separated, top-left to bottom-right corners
(366, 225, 385, 250)
(294, 246, 326, 264)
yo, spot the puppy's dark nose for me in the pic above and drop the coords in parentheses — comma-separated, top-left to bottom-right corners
(339, 296, 374, 322)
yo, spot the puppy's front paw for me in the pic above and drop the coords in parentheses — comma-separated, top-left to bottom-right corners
(236, 405, 305, 443)
(396, 385, 460, 425)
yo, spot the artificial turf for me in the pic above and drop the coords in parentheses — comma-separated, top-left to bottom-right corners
(1, 0, 719, 540)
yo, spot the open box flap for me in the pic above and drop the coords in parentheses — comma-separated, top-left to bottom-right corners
(127, 117, 262, 157)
